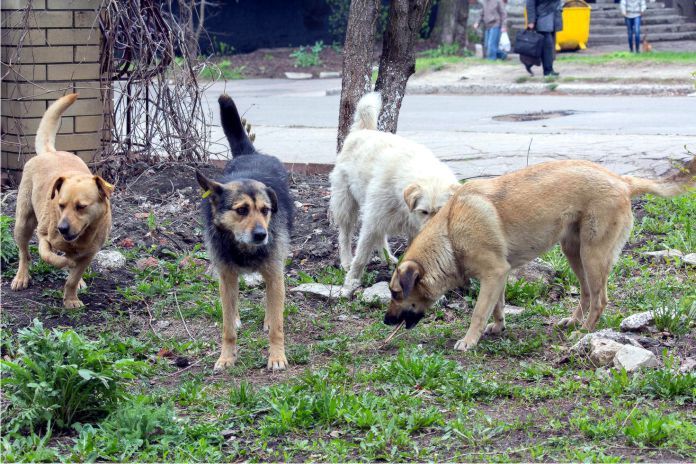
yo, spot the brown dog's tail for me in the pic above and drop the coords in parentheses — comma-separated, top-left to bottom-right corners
(35, 93, 78, 154)
(623, 157, 696, 198)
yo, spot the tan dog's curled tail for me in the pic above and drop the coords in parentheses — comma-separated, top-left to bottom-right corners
(350, 92, 381, 132)
(623, 157, 696, 198)
(35, 93, 78, 155)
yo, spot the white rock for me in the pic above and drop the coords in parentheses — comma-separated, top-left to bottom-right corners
(613, 345, 659, 372)
(589, 338, 625, 366)
(504, 304, 524, 315)
(680, 357, 696, 373)
(290, 283, 351, 299)
(641, 249, 684, 262)
(509, 259, 556, 286)
(93, 250, 126, 272)
(360, 281, 392, 304)
(620, 311, 655, 332)
(683, 253, 696, 266)
(337, 314, 349, 321)
(294, 201, 304, 208)
(284, 72, 312, 79)
(572, 329, 642, 353)
(155, 320, 171, 330)
(319, 71, 341, 78)
(242, 272, 264, 288)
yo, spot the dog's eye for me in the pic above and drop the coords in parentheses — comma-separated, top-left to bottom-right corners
(59, 204, 66, 210)
(261, 206, 270, 215)
(76, 204, 86, 211)
(420, 210, 429, 216)
(236, 206, 249, 216)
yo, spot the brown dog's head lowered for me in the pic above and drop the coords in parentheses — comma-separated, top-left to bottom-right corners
(384, 260, 436, 329)
(51, 174, 113, 242)
(196, 170, 277, 246)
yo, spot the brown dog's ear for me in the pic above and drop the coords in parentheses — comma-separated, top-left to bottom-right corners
(265, 186, 278, 213)
(51, 177, 65, 199)
(196, 170, 222, 200)
(395, 261, 422, 299)
(94, 176, 114, 199)
(403, 183, 422, 212)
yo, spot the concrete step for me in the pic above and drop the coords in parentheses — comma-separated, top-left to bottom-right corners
(588, 29, 696, 44)
(590, 2, 665, 10)
(590, 15, 685, 25)
(590, 22, 696, 35)
(590, 8, 681, 17)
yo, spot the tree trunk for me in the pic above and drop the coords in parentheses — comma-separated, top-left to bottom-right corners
(431, 0, 458, 44)
(336, 0, 380, 153)
(374, 0, 431, 134)
(452, 0, 470, 48)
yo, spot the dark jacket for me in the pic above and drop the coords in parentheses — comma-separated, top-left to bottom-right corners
(527, 0, 563, 32)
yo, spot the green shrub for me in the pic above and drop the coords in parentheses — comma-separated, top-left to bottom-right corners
(290, 41, 324, 68)
(0, 215, 18, 265)
(0, 320, 147, 432)
(624, 411, 682, 446)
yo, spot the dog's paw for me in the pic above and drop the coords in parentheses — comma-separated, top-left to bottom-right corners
(484, 322, 506, 336)
(64, 298, 85, 309)
(11, 274, 30, 291)
(454, 337, 478, 351)
(214, 354, 237, 371)
(77, 279, 87, 290)
(341, 278, 361, 297)
(556, 317, 580, 329)
(267, 351, 288, 371)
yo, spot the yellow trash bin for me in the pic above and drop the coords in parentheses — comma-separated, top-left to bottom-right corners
(523, 0, 591, 51)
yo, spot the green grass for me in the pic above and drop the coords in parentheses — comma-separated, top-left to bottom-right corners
(199, 59, 246, 80)
(557, 51, 696, 65)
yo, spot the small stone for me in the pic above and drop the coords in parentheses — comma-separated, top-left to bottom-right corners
(294, 201, 304, 208)
(620, 311, 655, 332)
(360, 281, 392, 304)
(290, 283, 351, 300)
(221, 429, 235, 439)
(683, 253, 696, 266)
(93, 250, 126, 272)
(329, 430, 341, 438)
(572, 329, 642, 353)
(641, 249, 684, 262)
(504, 304, 524, 315)
(680, 357, 696, 373)
(136, 256, 160, 270)
(589, 338, 625, 367)
(285, 72, 312, 79)
(155, 320, 171, 330)
(242, 272, 264, 288)
(319, 71, 341, 79)
(613, 345, 659, 372)
(337, 314, 349, 321)
(509, 259, 556, 286)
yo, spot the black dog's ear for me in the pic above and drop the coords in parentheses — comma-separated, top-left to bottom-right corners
(196, 170, 222, 200)
(397, 261, 422, 299)
(51, 177, 65, 199)
(265, 186, 278, 213)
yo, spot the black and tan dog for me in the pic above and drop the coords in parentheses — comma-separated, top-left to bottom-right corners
(197, 94, 293, 371)
(385, 159, 695, 351)
(11, 94, 113, 308)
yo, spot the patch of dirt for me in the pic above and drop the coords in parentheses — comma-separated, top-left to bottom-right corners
(218, 46, 344, 79)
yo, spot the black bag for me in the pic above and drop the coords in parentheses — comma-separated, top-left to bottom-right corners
(513, 29, 544, 58)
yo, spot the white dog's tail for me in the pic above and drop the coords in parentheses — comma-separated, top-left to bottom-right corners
(350, 92, 381, 132)
(35, 93, 78, 155)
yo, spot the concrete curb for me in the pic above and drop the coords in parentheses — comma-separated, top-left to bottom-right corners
(327, 83, 693, 97)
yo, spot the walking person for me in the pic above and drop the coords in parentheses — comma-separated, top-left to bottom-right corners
(526, 0, 563, 76)
(621, 0, 646, 52)
(474, 0, 508, 60)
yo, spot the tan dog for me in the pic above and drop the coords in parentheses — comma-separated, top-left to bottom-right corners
(11, 94, 113, 308)
(385, 159, 695, 350)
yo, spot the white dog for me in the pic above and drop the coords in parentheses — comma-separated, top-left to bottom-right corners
(330, 92, 458, 292)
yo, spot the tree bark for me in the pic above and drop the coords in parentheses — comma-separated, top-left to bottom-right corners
(336, 0, 380, 153)
(432, 0, 458, 44)
(374, 0, 431, 134)
(452, 0, 470, 48)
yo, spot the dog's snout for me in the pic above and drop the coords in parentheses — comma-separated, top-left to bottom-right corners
(252, 225, 267, 243)
(57, 221, 70, 235)
(384, 312, 402, 326)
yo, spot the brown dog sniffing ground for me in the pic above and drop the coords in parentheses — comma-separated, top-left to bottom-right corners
(385, 159, 695, 351)
(11, 94, 113, 308)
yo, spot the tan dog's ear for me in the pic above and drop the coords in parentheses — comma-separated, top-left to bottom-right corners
(403, 183, 422, 212)
(195, 170, 223, 200)
(448, 184, 459, 196)
(397, 261, 421, 299)
(51, 177, 65, 199)
(94, 176, 114, 199)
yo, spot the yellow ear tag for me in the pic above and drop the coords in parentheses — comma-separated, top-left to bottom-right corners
(201, 190, 212, 199)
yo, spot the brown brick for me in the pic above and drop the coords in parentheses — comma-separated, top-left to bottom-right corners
(47, 62, 100, 81)
(1, 152, 34, 170)
(73, 10, 99, 27)
(46, 28, 99, 45)
(1, 28, 47, 46)
(74, 45, 99, 62)
(2, 10, 72, 28)
(2, 81, 102, 99)
(74, 150, 98, 163)
(1, 133, 33, 154)
(1, 99, 48, 118)
(2, 115, 74, 134)
(1, 0, 47, 9)
(2, 45, 74, 64)
(48, 0, 100, 9)
(74, 115, 102, 133)
(55, 132, 102, 151)
(1, 63, 47, 81)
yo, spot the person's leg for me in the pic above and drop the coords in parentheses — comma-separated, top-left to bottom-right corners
(634, 16, 641, 52)
(485, 27, 501, 60)
(541, 32, 555, 75)
(625, 17, 634, 52)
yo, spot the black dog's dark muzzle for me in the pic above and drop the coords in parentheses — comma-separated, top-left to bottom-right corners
(383, 310, 424, 329)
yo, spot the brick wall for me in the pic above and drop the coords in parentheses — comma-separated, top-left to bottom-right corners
(1, 0, 107, 174)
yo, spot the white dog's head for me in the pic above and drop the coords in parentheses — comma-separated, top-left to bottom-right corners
(403, 182, 458, 228)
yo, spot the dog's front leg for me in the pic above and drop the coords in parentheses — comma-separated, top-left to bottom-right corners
(63, 258, 90, 308)
(38, 237, 74, 269)
(215, 266, 239, 371)
(261, 265, 288, 370)
(455, 272, 508, 351)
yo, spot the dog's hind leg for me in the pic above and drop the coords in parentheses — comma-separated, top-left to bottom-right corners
(344, 224, 383, 292)
(556, 231, 591, 329)
(330, 179, 359, 271)
(214, 266, 239, 371)
(380, 236, 398, 264)
(11, 197, 37, 291)
(261, 262, 288, 370)
(484, 290, 506, 335)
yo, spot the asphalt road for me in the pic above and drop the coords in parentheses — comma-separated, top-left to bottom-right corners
(203, 79, 696, 178)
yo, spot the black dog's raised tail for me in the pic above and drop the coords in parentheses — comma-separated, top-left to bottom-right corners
(219, 94, 255, 156)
